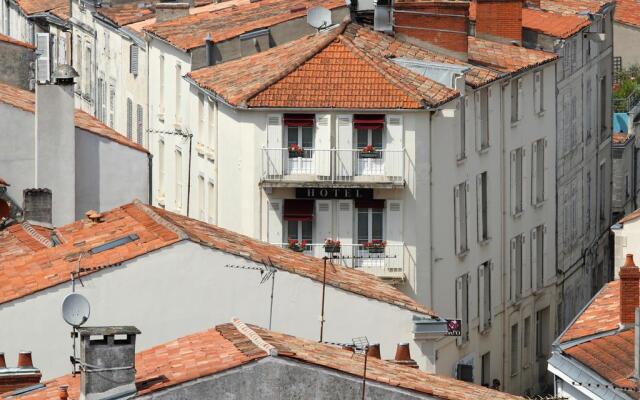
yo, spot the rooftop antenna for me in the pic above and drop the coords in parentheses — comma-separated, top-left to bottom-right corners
(224, 259, 277, 329)
(352, 336, 370, 400)
(307, 6, 331, 30)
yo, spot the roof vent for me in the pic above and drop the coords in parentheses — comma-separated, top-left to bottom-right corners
(23, 188, 52, 226)
(51, 64, 79, 85)
(85, 210, 104, 223)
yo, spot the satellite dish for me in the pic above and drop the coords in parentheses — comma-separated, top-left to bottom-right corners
(307, 7, 332, 29)
(62, 293, 91, 327)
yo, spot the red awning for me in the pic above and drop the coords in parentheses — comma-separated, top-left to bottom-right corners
(355, 199, 385, 209)
(353, 114, 385, 130)
(284, 199, 315, 221)
(284, 114, 315, 127)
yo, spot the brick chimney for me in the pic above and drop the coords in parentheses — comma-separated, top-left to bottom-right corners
(0, 351, 42, 395)
(388, 343, 419, 368)
(393, 0, 470, 61)
(367, 344, 381, 359)
(475, 0, 523, 45)
(619, 254, 640, 326)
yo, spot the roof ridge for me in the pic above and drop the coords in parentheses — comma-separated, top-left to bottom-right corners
(231, 318, 279, 356)
(132, 200, 189, 240)
(20, 221, 53, 248)
(241, 18, 349, 107)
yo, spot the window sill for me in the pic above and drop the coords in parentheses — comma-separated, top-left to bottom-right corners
(478, 146, 490, 155)
(195, 142, 206, 155)
(532, 200, 545, 209)
(537, 110, 545, 117)
(157, 113, 165, 122)
(456, 156, 467, 165)
(456, 249, 470, 259)
(157, 196, 165, 206)
(512, 210, 524, 219)
(511, 120, 520, 128)
(206, 148, 215, 161)
(479, 325, 491, 335)
(478, 238, 491, 246)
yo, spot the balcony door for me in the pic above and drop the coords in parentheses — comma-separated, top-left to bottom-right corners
(356, 202, 385, 268)
(356, 127, 384, 176)
(286, 220, 313, 252)
(286, 125, 314, 175)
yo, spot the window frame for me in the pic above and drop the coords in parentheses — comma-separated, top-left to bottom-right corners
(357, 207, 384, 244)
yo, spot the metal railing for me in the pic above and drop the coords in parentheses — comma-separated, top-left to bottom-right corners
(272, 242, 405, 280)
(614, 88, 640, 113)
(262, 148, 405, 184)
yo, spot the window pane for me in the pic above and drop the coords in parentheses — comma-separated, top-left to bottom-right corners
(301, 220, 313, 242)
(287, 221, 298, 241)
(357, 129, 369, 148)
(372, 209, 383, 240)
(372, 128, 383, 148)
(287, 127, 298, 147)
(358, 209, 369, 243)
(301, 127, 313, 148)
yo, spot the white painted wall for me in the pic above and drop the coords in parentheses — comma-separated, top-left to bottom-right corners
(0, 241, 436, 379)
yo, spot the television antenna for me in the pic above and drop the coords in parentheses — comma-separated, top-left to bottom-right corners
(352, 336, 370, 400)
(307, 7, 332, 30)
(224, 258, 277, 329)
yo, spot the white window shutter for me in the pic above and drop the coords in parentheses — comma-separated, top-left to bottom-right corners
(336, 115, 353, 178)
(510, 238, 517, 301)
(126, 98, 133, 139)
(336, 200, 354, 266)
(476, 174, 484, 242)
(474, 92, 482, 151)
(136, 104, 143, 145)
(456, 276, 463, 345)
(517, 78, 524, 121)
(479, 265, 486, 332)
(534, 71, 542, 113)
(510, 151, 517, 215)
(36, 32, 50, 83)
(315, 114, 331, 177)
(266, 114, 283, 177)
(267, 199, 283, 245)
(316, 200, 332, 250)
(454, 185, 461, 254)
(463, 97, 471, 157)
(531, 141, 538, 206)
(385, 115, 403, 177)
(130, 44, 139, 75)
(386, 200, 403, 246)
(531, 228, 538, 291)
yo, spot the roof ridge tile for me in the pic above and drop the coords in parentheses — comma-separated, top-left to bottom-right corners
(132, 200, 189, 240)
(231, 318, 279, 356)
(20, 221, 53, 248)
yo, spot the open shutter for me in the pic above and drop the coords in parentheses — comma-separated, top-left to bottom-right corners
(126, 98, 133, 139)
(456, 276, 463, 345)
(267, 199, 283, 245)
(563, 93, 571, 154)
(474, 92, 482, 151)
(337, 200, 353, 266)
(522, 235, 527, 295)
(464, 96, 472, 155)
(510, 150, 517, 215)
(130, 44, 139, 75)
(534, 71, 542, 113)
(531, 228, 538, 291)
(476, 174, 484, 243)
(136, 104, 144, 145)
(336, 115, 353, 178)
(36, 33, 50, 83)
(454, 185, 461, 254)
(462, 182, 468, 252)
(385, 115, 403, 178)
(386, 200, 403, 247)
(58, 33, 67, 65)
(531, 141, 538, 206)
(479, 265, 486, 332)
(266, 114, 283, 177)
(315, 114, 331, 178)
(510, 238, 517, 301)
(517, 78, 524, 121)
(315, 200, 332, 257)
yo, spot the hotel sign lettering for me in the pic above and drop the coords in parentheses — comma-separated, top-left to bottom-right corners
(295, 188, 373, 200)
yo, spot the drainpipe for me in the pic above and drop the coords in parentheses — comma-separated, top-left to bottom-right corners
(428, 110, 434, 308)
(185, 132, 193, 216)
(147, 153, 153, 205)
(500, 79, 508, 389)
(635, 308, 640, 382)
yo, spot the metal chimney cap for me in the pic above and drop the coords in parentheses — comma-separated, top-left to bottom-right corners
(51, 64, 79, 82)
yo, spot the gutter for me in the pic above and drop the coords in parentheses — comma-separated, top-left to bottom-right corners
(28, 12, 71, 29)
(93, 13, 146, 48)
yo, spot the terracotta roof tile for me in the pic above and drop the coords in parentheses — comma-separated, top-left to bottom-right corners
(522, 8, 590, 38)
(468, 36, 558, 74)
(613, 132, 632, 144)
(0, 201, 437, 317)
(0, 82, 148, 153)
(615, 0, 640, 28)
(144, 0, 346, 51)
(619, 208, 640, 224)
(97, 3, 156, 26)
(13, 0, 68, 17)
(0, 33, 35, 49)
(188, 23, 460, 109)
(538, 0, 609, 16)
(9, 322, 523, 400)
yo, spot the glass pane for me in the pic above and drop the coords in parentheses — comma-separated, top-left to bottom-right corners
(301, 220, 313, 242)
(357, 209, 369, 243)
(287, 220, 298, 241)
(357, 129, 369, 148)
(372, 128, 383, 148)
(301, 127, 313, 148)
(372, 209, 383, 241)
(287, 127, 298, 147)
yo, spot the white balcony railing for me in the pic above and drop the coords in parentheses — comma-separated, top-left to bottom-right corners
(262, 148, 405, 184)
(272, 242, 405, 281)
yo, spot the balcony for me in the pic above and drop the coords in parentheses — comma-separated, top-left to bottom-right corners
(261, 148, 405, 188)
(273, 242, 406, 283)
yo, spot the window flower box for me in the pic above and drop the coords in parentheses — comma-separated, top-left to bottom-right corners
(364, 240, 386, 253)
(288, 239, 307, 252)
(324, 239, 341, 254)
(360, 144, 381, 159)
(289, 144, 305, 158)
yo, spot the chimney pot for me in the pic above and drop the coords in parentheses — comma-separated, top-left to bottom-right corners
(17, 351, 33, 368)
(395, 343, 411, 361)
(85, 210, 104, 223)
(367, 344, 381, 359)
(58, 385, 69, 400)
(619, 254, 640, 325)
(0, 352, 6, 369)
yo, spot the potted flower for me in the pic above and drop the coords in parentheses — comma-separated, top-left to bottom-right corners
(364, 240, 386, 253)
(288, 239, 307, 252)
(289, 144, 305, 158)
(324, 238, 341, 254)
(360, 144, 380, 159)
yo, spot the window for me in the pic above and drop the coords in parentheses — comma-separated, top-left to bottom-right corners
(159, 55, 165, 116)
(626, 175, 631, 199)
(600, 76, 607, 138)
(458, 97, 466, 160)
(477, 88, 489, 150)
(478, 261, 491, 331)
(108, 84, 115, 128)
(599, 162, 606, 221)
(208, 98, 216, 147)
(533, 70, 544, 114)
(454, 182, 468, 255)
(287, 220, 313, 248)
(536, 307, 550, 360)
(523, 317, 531, 367)
(456, 273, 469, 344)
(207, 181, 215, 222)
(96, 77, 103, 121)
(84, 45, 91, 95)
(175, 63, 182, 124)
(476, 172, 488, 242)
(532, 139, 545, 205)
(357, 207, 384, 244)
(356, 127, 383, 151)
(562, 180, 579, 246)
(175, 149, 183, 209)
(585, 79, 592, 141)
(158, 140, 165, 197)
(129, 44, 138, 76)
(198, 175, 205, 220)
(136, 104, 143, 145)
(510, 148, 524, 215)
(126, 98, 133, 139)
(532, 225, 544, 289)
(586, 171, 592, 237)
(510, 234, 524, 300)
(510, 323, 519, 375)
(481, 352, 490, 387)
(198, 92, 205, 142)
(287, 125, 314, 158)
(511, 78, 523, 123)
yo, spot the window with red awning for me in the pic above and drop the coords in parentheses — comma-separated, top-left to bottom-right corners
(284, 114, 315, 127)
(283, 199, 315, 221)
(353, 114, 385, 130)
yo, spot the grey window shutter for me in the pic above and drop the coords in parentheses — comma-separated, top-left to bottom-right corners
(126, 98, 133, 139)
(136, 104, 143, 145)
(130, 44, 138, 76)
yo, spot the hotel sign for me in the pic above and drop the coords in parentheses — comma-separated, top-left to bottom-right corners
(295, 188, 373, 200)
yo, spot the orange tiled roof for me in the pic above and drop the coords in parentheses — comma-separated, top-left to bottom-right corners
(188, 23, 460, 109)
(619, 208, 640, 224)
(522, 8, 590, 38)
(564, 330, 636, 391)
(13, 0, 68, 18)
(0, 82, 147, 153)
(539, 0, 609, 16)
(613, 132, 632, 144)
(97, 3, 156, 26)
(615, 0, 640, 28)
(468, 36, 558, 74)
(144, 0, 346, 51)
(9, 321, 523, 400)
(0, 33, 35, 49)
(560, 280, 622, 343)
(0, 201, 436, 316)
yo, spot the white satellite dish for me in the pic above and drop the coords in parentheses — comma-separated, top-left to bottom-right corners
(307, 7, 332, 29)
(62, 293, 91, 327)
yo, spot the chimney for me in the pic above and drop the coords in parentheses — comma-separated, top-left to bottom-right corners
(205, 34, 214, 67)
(0, 352, 42, 395)
(620, 254, 640, 326)
(59, 385, 69, 400)
(475, 0, 523, 45)
(635, 308, 640, 381)
(35, 64, 78, 227)
(78, 326, 140, 400)
(367, 344, 381, 359)
(155, 2, 190, 23)
(389, 343, 419, 368)
(23, 188, 52, 225)
(393, 0, 470, 61)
